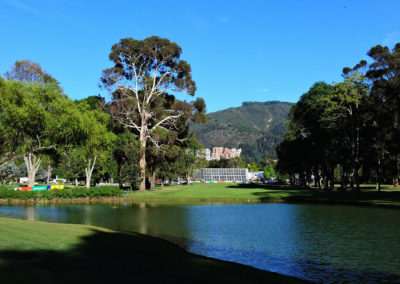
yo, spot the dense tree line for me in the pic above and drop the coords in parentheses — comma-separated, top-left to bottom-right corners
(0, 36, 209, 190)
(277, 43, 400, 191)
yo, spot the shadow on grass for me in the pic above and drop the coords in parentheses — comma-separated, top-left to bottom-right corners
(253, 189, 400, 206)
(227, 183, 302, 190)
(226, 183, 400, 207)
(0, 229, 303, 284)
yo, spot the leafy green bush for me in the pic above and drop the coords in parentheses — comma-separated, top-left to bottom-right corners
(0, 186, 124, 200)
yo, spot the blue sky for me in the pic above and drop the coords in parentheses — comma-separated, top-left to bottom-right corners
(1, 0, 399, 113)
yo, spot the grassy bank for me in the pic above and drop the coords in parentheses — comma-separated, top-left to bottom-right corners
(126, 183, 400, 207)
(0, 217, 302, 283)
(1, 183, 400, 208)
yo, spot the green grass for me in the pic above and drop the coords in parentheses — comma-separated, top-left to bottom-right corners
(2, 182, 400, 208)
(126, 182, 400, 207)
(0, 217, 303, 283)
(128, 183, 288, 200)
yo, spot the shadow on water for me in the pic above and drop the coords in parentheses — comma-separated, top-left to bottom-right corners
(0, 229, 303, 284)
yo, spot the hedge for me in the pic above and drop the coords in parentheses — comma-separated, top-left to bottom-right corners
(0, 186, 124, 200)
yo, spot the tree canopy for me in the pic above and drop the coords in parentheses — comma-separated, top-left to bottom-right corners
(277, 42, 400, 191)
(102, 36, 206, 191)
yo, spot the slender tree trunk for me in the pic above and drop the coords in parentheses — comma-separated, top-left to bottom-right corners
(340, 165, 347, 190)
(323, 178, 328, 190)
(24, 153, 41, 188)
(354, 165, 360, 192)
(349, 175, 354, 191)
(395, 155, 400, 188)
(355, 116, 361, 191)
(313, 169, 318, 188)
(186, 173, 192, 185)
(46, 164, 52, 184)
(139, 122, 147, 192)
(329, 169, 335, 191)
(351, 140, 359, 191)
(322, 161, 329, 190)
(376, 156, 381, 192)
(150, 171, 156, 190)
(75, 178, 78, 187)
(85, 156, 97, 188)
(316, 170, 321, 189)
(117, 163, 123, 188)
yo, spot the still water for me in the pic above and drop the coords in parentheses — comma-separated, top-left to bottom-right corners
(0, 203, 399, 282)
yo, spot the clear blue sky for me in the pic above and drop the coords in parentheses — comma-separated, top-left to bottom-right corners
(1, 0, 399, 113)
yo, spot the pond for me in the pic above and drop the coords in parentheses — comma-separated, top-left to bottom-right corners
(0, 202, 399, 282)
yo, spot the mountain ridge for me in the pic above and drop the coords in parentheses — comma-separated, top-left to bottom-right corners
(189, 101, 293, 162)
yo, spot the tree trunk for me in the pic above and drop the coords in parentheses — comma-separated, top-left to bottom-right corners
(340, 166, 347, 190)
(85, 156, 97, 189)
(376, 156, 381, 192)
(117, 163, 123, 189)
(186, 173, 192, 185)
(313, 169, 318, 188)
(316, 170, 321, 189)
(46, 164, 52, 184)
(75, 178, 78, 187)
(150, 171, 156, 190)
(329, 170, 335, 191)
(354, 165, 360, 192)
(24, 153, 41, 188)
(323, 177, 328, 190)
(355, 118, 361, 192)
(139, 123, 147, 192)
(395, 155, 400, 188)
(349, 176, 354, 191)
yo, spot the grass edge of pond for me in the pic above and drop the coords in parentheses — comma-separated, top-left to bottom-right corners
(0, 216, 305, 283)
(1, 183, 400, 209)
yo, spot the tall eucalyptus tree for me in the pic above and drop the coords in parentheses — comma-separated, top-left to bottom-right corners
(101, 36, 205, 191)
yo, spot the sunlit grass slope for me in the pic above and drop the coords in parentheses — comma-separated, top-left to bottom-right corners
(0, 217, 303, 283)
(127, 183, 400, 207)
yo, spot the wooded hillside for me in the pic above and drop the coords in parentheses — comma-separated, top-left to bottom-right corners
(190, 101, 293, 162)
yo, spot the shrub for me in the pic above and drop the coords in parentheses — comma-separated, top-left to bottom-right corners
(0, 186, 124, 200)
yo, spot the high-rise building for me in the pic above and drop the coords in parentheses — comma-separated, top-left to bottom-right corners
(207, 147, 242, 160)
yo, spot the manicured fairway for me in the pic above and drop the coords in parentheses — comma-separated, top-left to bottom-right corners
(0, 217, 303, 284)
(127, 183, 400, 207)
(127, 183, 292, 200)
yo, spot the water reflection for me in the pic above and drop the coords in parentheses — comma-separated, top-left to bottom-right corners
(0, 203, 400, 282)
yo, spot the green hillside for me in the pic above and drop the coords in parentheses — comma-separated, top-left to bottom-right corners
(190, 101, 293, 162)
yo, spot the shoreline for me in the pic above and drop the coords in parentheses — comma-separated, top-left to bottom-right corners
(0, 216, 305, 283)
(1, 195, 400, 209)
